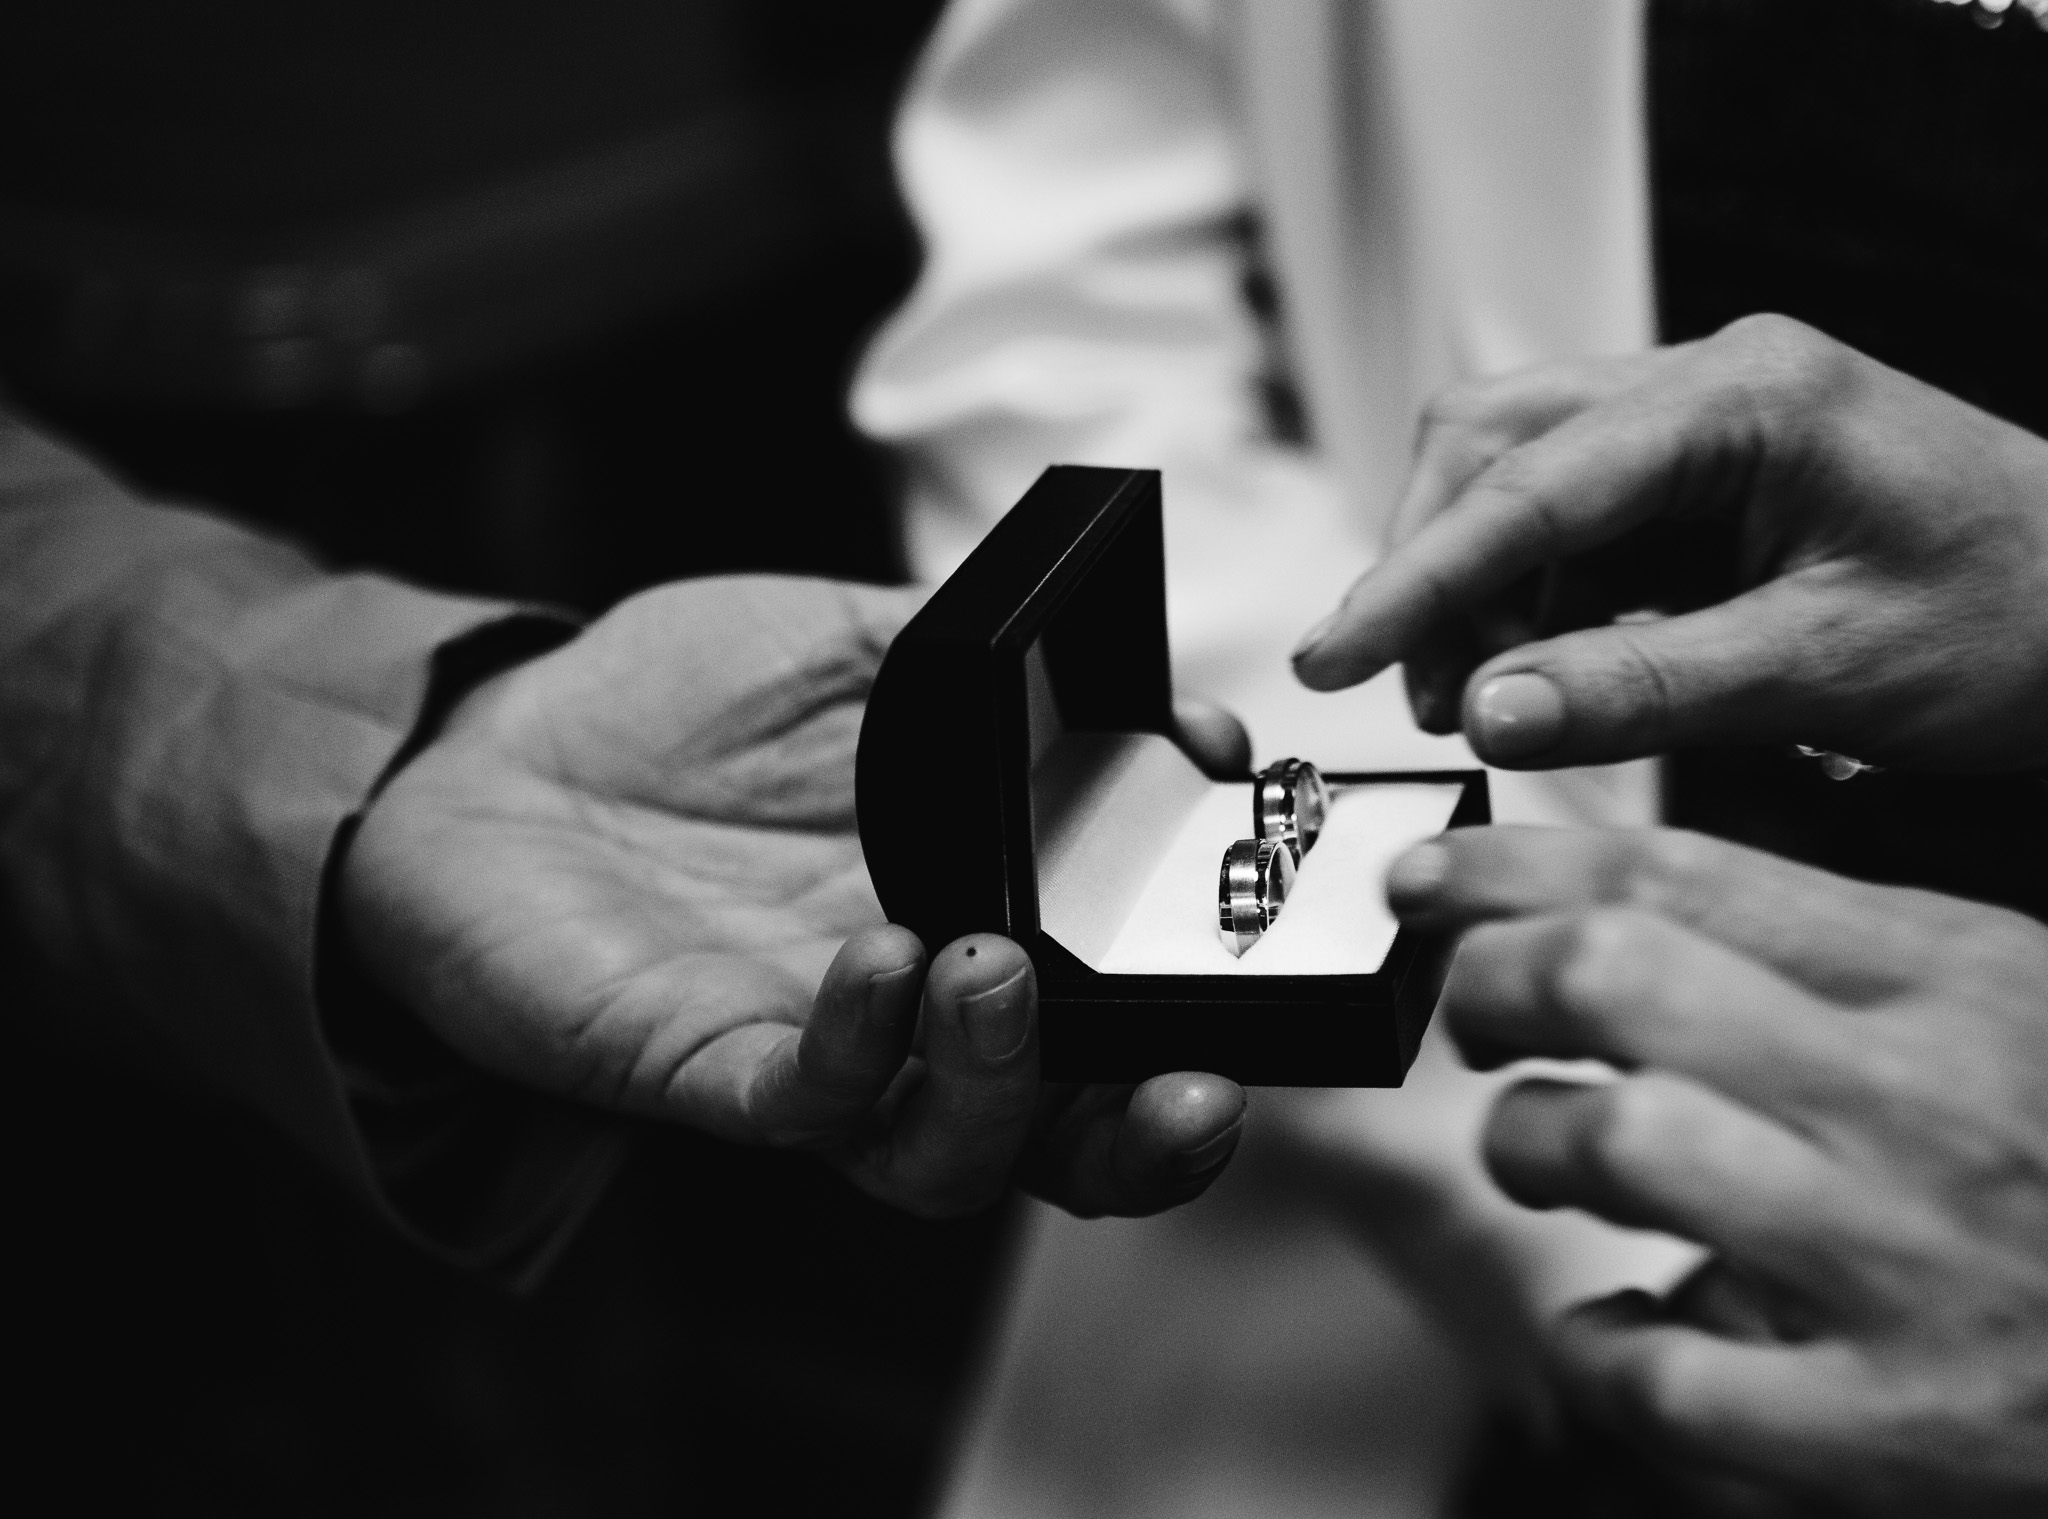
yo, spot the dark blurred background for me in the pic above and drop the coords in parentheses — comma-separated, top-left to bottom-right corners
(1, 6, 1017, 1517)
(4, 1, 2046, 1515)
(0, 1, 942, 603)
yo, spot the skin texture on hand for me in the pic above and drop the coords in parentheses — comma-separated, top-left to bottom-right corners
(1291, 315, 2048, 773)
(340, 575, 1244, 1220)
(1387, 823, 2048, 1514)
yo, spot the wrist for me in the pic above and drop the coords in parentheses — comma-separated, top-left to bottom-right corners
(324, 613, 580, 1082)
(367, 614, 578, 804)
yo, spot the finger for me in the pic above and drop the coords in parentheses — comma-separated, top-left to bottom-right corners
(1017, 1073, 1247, 1217)
(1387, 825, 1957, 1005)
(1172, 696, 1254, 776)
(1388, 396, 1530, 550)
(1454, 574, 1896, 768)
(1440, 908, 1860, 1106)
(1485, 1075, 1915, 1311)
(852, 933, 1041, 1217)
(738, 924, 926, 1146)
(1292, 369, 1748, 692)
(1301, 356, 1667, 685)
(1401, 621, 1491, 733)
(1552, 1291, 1893, 1502)
(1397, 573, 1551, 732)
(1389, 357, 1662, 547)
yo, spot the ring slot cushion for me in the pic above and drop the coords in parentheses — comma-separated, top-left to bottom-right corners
(855, 465, 1488, 1085)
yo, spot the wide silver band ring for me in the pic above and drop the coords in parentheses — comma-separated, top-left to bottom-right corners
(1254, 757, 1329, 861)
(1218, 836, 1296, 955)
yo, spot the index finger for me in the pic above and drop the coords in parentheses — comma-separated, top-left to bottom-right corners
(1390, 825, 1981, 1007)
(1293, 372, 1754, 692)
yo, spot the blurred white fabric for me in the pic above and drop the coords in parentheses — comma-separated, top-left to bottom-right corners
(853, 2, 1700, 1513)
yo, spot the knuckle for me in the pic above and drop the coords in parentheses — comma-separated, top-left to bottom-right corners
(787, 1051, 869, 1110)
(1552, 908, 1661, 1015)
(1719, 310, 1808, 349)
(1938, 904, 2048, 978)
(1467, 444, 1569, 559)
(1720, 310, 1822, 367)
(1568, 1317, 1725, 1465)
(1578, 1079, 1678, 1190)
(1718, 312, 1855, 407)
(1598, 624, 1680, 735)
(1472, 438, 1540, 502)
(1621, 827, 1722, 908)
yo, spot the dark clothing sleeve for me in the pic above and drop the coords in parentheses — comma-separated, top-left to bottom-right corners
(0, 408, 624, 1283)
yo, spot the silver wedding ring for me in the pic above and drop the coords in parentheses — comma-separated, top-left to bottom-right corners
(1254, 757, 1328, 861)
(1218, 837, 1295, 955)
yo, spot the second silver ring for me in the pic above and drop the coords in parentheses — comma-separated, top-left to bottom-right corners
(1254, 757, 1328, 861)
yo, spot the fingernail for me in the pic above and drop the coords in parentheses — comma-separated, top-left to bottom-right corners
(1290, 612, 1336, 663)
(960, 966, 1031, 1061)
(1174, 1119, 1243, 1176)
(1385, 841, 1450, 908)
(865, 961, 921, 1030)
(1471, 673, 1565, 761)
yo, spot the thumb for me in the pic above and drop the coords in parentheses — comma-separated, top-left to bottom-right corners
(1172, 695, 1253, 775)
(1457, 580, 1844, 767)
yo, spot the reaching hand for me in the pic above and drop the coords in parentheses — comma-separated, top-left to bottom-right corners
(1388, 823, 2048, 1513)
(1291, 315, 2048, 773)
(339, 576, 1244, 1218)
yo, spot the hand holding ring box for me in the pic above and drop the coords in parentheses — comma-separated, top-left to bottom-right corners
(856, 467, 1488, 1085)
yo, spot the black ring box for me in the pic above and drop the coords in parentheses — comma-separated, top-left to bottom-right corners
(856, 465, 1489, 1085)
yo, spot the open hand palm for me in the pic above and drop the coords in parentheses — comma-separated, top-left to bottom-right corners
(342, 576, 1244, 1217)
(347, 577, 909, 1115)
